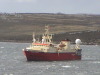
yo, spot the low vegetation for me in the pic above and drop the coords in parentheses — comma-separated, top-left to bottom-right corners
(0, 13, 100, 44)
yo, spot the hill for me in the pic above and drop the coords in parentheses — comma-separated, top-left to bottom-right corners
(0, 13, 100, 44)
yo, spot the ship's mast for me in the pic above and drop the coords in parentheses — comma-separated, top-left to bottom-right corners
(32, 32, 36, 43)
(42, 25, 52, 44)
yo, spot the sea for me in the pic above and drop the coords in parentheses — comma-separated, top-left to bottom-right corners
(0, 42, 100, 75)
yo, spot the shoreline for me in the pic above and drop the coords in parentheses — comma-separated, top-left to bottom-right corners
(0, 40, 31, 43)
(0, 31, 100, 45)
(0, 40, 99, 45)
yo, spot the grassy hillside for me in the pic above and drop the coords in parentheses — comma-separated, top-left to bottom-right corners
(0, 13, 100, 44)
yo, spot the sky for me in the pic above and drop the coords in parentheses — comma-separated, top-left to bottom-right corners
(0, 0, 100, 14)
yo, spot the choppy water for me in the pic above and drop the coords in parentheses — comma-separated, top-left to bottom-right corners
(0, 42, 100, 75)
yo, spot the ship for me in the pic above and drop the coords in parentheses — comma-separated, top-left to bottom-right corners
(23, 26, 82, 61)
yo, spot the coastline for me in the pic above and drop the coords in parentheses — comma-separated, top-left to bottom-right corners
(0, 30, 100, 45)
(0, 40, 99, 45)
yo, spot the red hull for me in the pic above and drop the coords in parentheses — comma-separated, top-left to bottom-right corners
(23, 50, 82, 61)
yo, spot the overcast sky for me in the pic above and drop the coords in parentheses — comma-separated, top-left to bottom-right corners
(0, 0, 100, 14)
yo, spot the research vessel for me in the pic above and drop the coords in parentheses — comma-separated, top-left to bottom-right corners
(23, 26, 82, 61)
